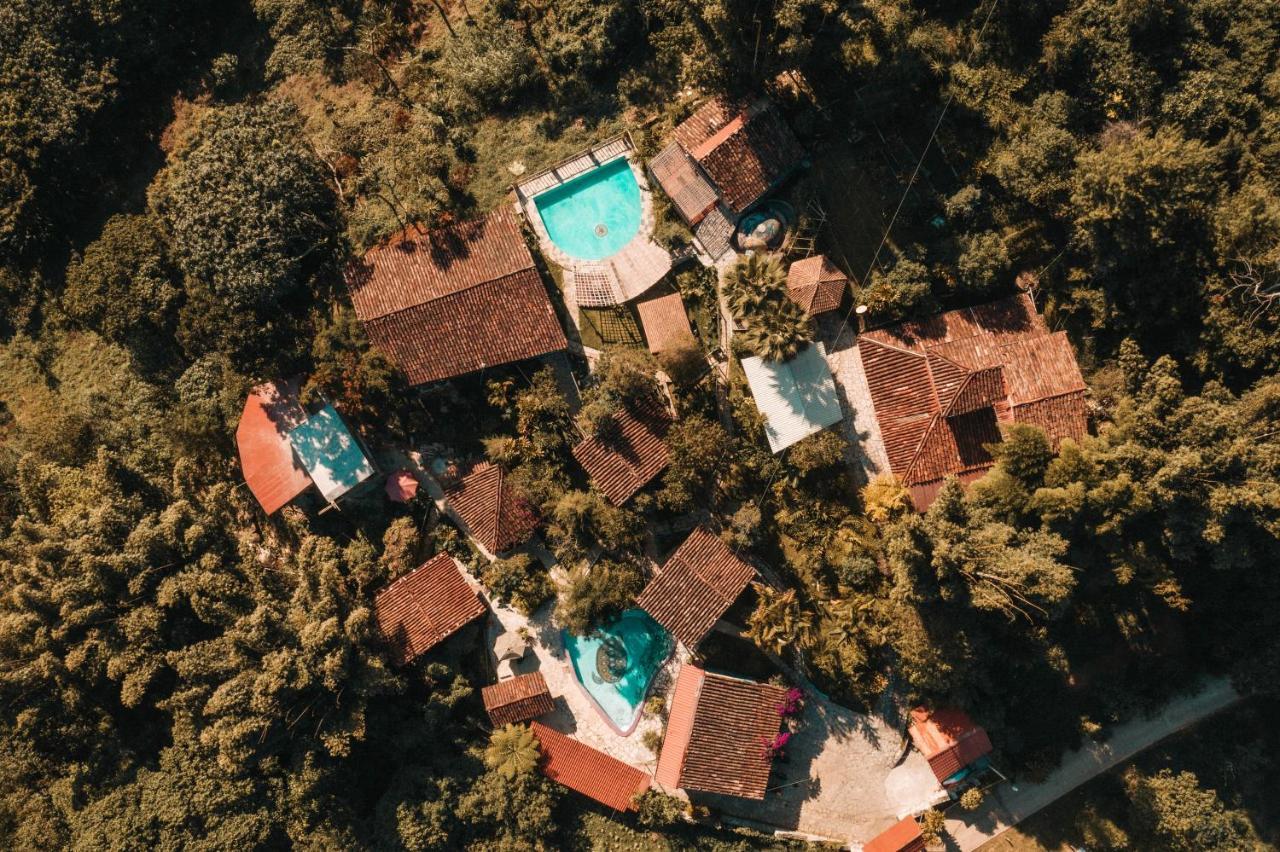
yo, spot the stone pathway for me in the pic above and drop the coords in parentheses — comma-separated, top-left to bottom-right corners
(819, 318, 889, 486)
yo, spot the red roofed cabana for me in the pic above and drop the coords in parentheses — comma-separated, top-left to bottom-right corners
(654, 665, 788, 800)
(373, 553, 486, 666)
(636, 528, 755, 651)
(864, 816, 926, 852)
(235, 380, 311, 515)
(786, 255, 848, 317)
(445, 461, 539, 555)
(572, 404, 672, 505)
(530, 722, 651, 811)
(481, 672, 555, 727)
(909, 707, 994, 785)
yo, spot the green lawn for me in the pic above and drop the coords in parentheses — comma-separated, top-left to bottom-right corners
(977, 697, 1280, 851)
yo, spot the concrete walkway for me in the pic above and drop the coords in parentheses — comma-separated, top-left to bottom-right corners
(949, 678, 1242, 851)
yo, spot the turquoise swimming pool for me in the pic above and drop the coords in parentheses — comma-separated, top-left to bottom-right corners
(563, 609, 673, 735)
(534, 157, 641, 261)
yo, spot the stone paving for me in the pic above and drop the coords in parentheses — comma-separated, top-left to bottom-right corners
(818, 316, 890, 487)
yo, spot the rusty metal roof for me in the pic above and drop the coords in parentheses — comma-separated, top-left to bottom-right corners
(864, 817, 926, 852)
(572, 404, 672, 505)
(530, 722, 651, 811)
(636, 528, 755, 650)
(481, 672, 555, 727)
(373, 553, 486, 666)
(236, 380, 311, 515)
(653, 665, 787, 800)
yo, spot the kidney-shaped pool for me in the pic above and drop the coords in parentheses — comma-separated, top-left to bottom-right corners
(563, 608, 672, 735)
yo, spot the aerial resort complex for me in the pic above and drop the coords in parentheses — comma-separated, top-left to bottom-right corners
(5, 2, 1279, 850)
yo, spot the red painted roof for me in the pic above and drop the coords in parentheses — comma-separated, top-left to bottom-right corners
(445, 462, 539, 554)
(673, 96, 804, 213)
(530, 722, 651, 811)
(481, 672, 555, 726)
(786, 255, 847, 316)
(572, 404, 672, 505)
(857, 295, 1088, 509)
(635, 291, 697, 355)
(373, 553, 486, 666)
(654, 665, 786, 800)
(236, 380, 311, 514)
(636, 528, 755, 650)
(909, 707, 994, 783)
(345, 208, 567, 385)
(864, 817, 926, 852)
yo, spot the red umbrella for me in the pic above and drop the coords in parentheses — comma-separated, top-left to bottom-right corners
(385, 469, 419, 502)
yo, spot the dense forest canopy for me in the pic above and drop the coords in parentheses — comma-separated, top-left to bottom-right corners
(1, 0, 1278, 848)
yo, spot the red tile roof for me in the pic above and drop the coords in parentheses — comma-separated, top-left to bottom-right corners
(445, 462, 539, 554)
(672, 96, 804, 213)
(909, 707, 994, 783)
(236, 380, 311, 514)
(786, 255, 847, 316)
(635, 291, 697, 355)
(636, 528, 755, 650)
(654, 665, 786, 800)
(649, 142, 719, 224)
(345, 208, 567, 385)
(481, 672, 555, 726)
(373, 553, 486, 666)
(572, 404, 672, 505)
(857, 295, 1087, 510)
(864, 817, 926, 852)
(530, 722, 651, 811)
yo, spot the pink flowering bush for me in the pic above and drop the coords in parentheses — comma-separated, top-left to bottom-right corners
(776, 687, 805, 718)
(762, 731, 792, 759)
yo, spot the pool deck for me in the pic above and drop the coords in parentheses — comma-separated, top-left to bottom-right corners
(515, 136, 672, 309)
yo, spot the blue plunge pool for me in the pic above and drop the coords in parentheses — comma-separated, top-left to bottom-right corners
(534, 157, 641, 261)
(563, 609, 673, 735)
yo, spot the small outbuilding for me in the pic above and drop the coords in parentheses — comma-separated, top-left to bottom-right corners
(786, 255, 848, 317)
(372, 553, 486, 667)
(482, 672, 555, 727)
(863, 817, 926, 852)
(445, 461, 539, 555)
(740, 342, 843, 453)
(572, 404, 672, 505)
(908, 707, 994, 787)
(636, 527, 756, 651)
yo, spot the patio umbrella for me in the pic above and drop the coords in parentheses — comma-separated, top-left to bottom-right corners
(494, 631, 527, 664)
(385, 469, 419, 502)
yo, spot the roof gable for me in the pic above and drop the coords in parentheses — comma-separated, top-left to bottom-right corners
(572, 404, 672, 505)
(531, 722, 651, 810)
(864, 817, 926, 852)
(636, 528, 755, 650)
(373, 554, 486, 666)
(654, 666, 786, 799)
(236, 380, 312, 514)
(649, 142, 719, 224)
(446, 462, 539, 554)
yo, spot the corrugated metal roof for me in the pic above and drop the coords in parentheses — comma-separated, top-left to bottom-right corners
(740, 342, 844, 453)
(373, 554, 486, 666)
(786, 255, 847, 316)
(572, 404, 672, 505)
(236, 380, 312, 515)
(908, 707, 993, 783)
(446, 462, 539, 554)
(636, 528, 755, 650)
(635, 291, 697, 355)
(654, 665, 786, 800)
(481, 672, 555, 726)
(530, 722, 651, 811)
(285, 404, 374, 503)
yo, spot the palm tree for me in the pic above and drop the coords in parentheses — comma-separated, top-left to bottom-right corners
(723, 253, 787, 320)
(485, 724, 541, 778)
(738, 297, 809, 362)
(746, 584, 815, 656)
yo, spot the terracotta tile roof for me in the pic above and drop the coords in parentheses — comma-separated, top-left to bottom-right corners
(530, 722, 651, 811)
(445, 462, 539, 554)
(786, 255, 847, 316)
(636, 528, 755, 650)
(909, 707, 994, 783)
(672, 96, 804, 213)
(236, 380, 311, 514)
(481, 672, 555, 726)
(649, 142, 719, 224)
(345, 208, 567, 385)
(654, 665, 787, 800)
(857, 295, 1088, 509)
(373, 553, 486, 666)
(864, 817, 926, 852)
(572, 404, 672, 505)
(635, 291, 697, 354)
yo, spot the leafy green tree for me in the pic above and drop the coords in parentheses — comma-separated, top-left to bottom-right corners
(657, 415, 732, 512)
(455, 769, 560, 849)
(481, 552, 554, 615)
(149, 100, 339, 312)
(860, 257, 935, 322)
(1124, 768, 1260, 852)
(441, 19, 539, 111)
(746, 583, 814, 656)
(545, 489, 644, 562)
(554, 559, 644, 635)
